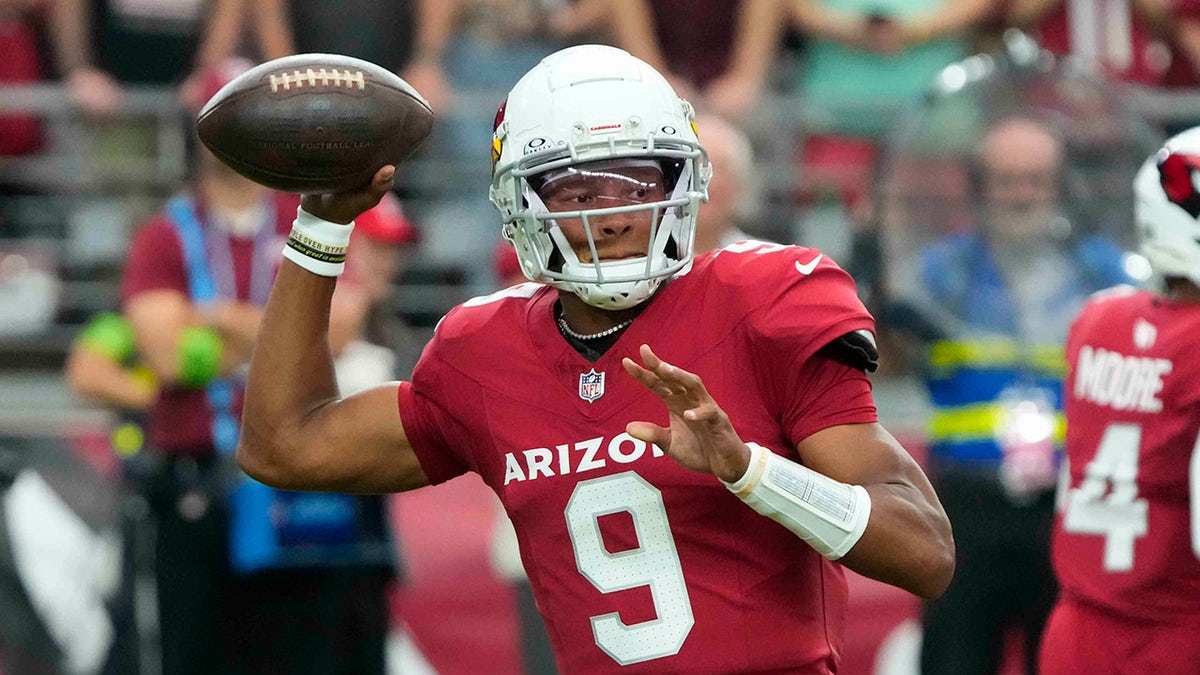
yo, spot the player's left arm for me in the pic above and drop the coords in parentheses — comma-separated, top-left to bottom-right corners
(796, 422, 954, 599)
(625, 344, 954, 599)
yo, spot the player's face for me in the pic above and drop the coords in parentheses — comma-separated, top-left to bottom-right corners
(536, 163, 667, 263)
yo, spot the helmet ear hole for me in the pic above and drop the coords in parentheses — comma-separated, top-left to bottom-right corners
(660, 159, 685, 191)
(547, 247, 565, 274)
(664, 237, 680, 260)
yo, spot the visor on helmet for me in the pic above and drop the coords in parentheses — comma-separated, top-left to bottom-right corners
(532, 159, 666, 214)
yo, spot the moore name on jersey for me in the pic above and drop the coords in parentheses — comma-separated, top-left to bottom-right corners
(1073, 345, 1172, 413)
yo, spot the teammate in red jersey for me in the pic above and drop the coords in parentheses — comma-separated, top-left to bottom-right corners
(1040, 126, 1200, 675)
(237, 45, 953, 674)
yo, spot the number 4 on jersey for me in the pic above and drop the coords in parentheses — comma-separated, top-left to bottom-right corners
(1062, 423, 1149, 571)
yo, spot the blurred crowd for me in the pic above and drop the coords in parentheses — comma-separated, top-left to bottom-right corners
(2, 1, 1200, 674)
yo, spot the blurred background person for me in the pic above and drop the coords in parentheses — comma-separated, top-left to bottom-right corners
(603, 0, 787, 122)
(66, 311, 157, 416)
(1006, 0, 1200, 87)
(0, 0, 47, 160)
(691, 114, 763, 251)
(35, 0, 272, 291)
(60, 310, 152, 674)
(397, 0, 671, 124)
(1006, 0, 1200, 134)
(787, 0, 996, 140)
(49, 0, 249, 116)
(117, 59, 396, 675)
(0, 0, 52, 247)
(337, 191, 425, 390)
(1040, 125, 1200, 675)
(783, 0, 996, 260)
(245, 0, 417, 98)
(884, 115, 1134, 675)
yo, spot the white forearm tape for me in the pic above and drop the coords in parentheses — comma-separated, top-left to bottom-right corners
(722, 442, 872, 560)
(281, 206, 355, 277)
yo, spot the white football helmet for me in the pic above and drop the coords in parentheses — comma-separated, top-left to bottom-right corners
(1135, 126, 1200, 286)
(489, 45, 711, 310)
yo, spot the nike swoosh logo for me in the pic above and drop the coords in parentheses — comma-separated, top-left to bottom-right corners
(795, 254, 823, 275)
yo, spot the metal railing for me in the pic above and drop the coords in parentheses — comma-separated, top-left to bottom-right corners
(0, 85, 189, 192)
(0, 79, 1197, 365)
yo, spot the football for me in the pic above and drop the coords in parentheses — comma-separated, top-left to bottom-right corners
(196, 53, 434, 193)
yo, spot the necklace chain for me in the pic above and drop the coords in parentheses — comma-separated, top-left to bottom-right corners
(557, 316, 634, 341)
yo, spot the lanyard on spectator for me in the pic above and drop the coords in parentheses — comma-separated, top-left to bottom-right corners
(167, 194, 271, 455)
(202, 202, 276, 306)
(168, 194, 389, 574)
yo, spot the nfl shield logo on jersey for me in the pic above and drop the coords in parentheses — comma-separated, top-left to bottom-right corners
(579, 369, 605, 402)
(1133, 318, 1157, 350)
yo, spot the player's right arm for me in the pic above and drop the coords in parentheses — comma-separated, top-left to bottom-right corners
(238, 167, 432, 494)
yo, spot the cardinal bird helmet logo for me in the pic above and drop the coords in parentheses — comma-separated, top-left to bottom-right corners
(1158, 150, 1200, 218)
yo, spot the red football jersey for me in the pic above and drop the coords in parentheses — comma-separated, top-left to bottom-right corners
(1055, 287, 1200, 621)
(398, 242, 878, 674)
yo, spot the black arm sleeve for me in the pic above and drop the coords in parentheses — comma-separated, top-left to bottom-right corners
(817, 330, 879, 373)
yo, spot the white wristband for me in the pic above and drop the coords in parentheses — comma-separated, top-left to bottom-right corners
(281, 206, 355, 277)
(722, 442, 872, 560)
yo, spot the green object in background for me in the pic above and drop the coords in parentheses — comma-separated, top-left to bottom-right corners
(177, 326, 224, 388)
(76, 312, 137, 362)
(111, 421, 145, 456)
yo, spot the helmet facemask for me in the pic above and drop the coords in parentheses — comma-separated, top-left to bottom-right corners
(500, 143, 707, 310)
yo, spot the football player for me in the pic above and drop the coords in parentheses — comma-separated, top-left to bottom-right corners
(1039, 127, 1200, 674)
(240, 45, 954, 674)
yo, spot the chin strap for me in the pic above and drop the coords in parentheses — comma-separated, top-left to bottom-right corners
(722, 442, 872, 560)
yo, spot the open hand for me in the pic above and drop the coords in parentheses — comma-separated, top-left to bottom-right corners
(622, 344, 750, 483)
(300, 165, 396, 225)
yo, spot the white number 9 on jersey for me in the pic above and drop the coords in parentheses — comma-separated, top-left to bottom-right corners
(565, 472, 695, 665)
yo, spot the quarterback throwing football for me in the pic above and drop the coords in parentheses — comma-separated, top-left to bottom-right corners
(239, 45, 954, 674)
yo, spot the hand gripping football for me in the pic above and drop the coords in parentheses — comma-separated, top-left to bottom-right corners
(196, 53, 434, 193)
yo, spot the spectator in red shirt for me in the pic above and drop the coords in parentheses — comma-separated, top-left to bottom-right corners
(119, 60, 396, 675)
